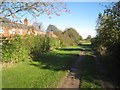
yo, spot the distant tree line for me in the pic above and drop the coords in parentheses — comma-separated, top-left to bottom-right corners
(46, 24, 83, 46)
(2, 22, 83, 63)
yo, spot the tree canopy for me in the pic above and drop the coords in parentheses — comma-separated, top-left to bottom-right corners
(59, 28, 83, 46)
(0, 2, 70, 22)
(46, 24, 59, 32)
(91, 1, 120, 56)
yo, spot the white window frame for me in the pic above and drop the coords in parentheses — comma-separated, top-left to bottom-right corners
(0, 27, 4, 33)
(9, 29, 15, 34)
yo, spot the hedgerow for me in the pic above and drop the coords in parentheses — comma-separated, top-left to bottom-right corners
(2, 35, 30, 63)
(2, 34, 60, 63)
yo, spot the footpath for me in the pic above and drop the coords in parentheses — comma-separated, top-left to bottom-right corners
(60, 45, 115, 89)
(60, 48, 85, 88)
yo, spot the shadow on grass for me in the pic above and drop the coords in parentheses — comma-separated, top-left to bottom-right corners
(79, 55, 101, 88)
(78, 43, 91, 47)
(30, 54, 76, 71)
(97, 55, 120, 88)
(29, 44, 92, 72)
(29, 47, 82, 71)
(58, 48, 91, 52)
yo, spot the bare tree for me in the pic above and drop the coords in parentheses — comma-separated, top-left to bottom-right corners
(0, 2, 70, 22)
(33, 21, 44, 31)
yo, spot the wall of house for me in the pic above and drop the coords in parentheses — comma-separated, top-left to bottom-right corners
(0, 18, 56, 38)
(0, 26, 46, 37)
(0, 27, 28, 37)
(1, 18, 47, 37)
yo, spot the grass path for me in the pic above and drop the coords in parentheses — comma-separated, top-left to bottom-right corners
(2, 44, 104, 88)
(60, 43, 102, 88)
(2, 45, 80, 88)
(78, 43, 101, 88)
(60, 50, 85, 88)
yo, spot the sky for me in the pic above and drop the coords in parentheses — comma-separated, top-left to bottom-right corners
(21, 2, 112, 39)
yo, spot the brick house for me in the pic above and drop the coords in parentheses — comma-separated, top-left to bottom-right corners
(0, 18, 45, 37)
(48, 31, 58, 38)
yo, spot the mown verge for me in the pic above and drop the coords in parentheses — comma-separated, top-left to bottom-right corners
(2, 45, 80, 88)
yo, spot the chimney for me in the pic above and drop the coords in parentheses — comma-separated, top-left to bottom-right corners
(24, 18, 28, 26)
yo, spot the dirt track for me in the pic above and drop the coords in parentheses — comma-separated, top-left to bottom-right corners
(60, 51, 85, 88)
(60, 47, 115, 88)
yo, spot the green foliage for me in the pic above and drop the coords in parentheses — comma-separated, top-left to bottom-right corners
(46, 25, 83, 47)
(53, 30, 63, 36)
(92, 2, 120, 57)
(49, 37, 60, 50)
(46, 24, 60, 32)
(58, 28, 83, 46)
(85, 35, 92, 41)
(91, 2, 120, 87)
(2, 35, 60, 63)
(2, 35, 30, 63)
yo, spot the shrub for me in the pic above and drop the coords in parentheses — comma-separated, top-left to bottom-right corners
(2, 35, 30, 63)
(2, 34, 61, 63)
(49, 37, 60, 50)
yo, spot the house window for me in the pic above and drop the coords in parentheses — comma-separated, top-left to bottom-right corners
(0, 27, 4, 33)
(19, 29, 22, 35)
(27, 31, 30, 35)
(34, 31, 37, 35)
(9, 29, 15, 34)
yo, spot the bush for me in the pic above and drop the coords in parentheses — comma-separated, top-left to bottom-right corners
(2, 35, 60, 63)
(49, 37, 60, 50)
(2, 35, 30, 63)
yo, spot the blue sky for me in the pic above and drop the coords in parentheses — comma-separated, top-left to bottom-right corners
(22, 2, 111, 39)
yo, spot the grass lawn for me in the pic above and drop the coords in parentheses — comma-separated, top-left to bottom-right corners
(2, 45, 81, 88)
(79, 43, 101, 88)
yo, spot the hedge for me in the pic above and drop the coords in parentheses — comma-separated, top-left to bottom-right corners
(2, 34, 60, 63)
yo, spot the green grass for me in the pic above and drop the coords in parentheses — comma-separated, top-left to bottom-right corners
(2, 45, 80, 88)
(80, 56, 101, 88)
(79, 43, 101, 88)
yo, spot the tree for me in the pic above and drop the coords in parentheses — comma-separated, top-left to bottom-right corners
(0, 2, 70, 22)
(86, 35, 92, 40)
(0, 17, 11, 23)
(53, 30, 63, 36)
(33, 22, 44, 31)
(46, 24, 60, 32)
(91, 2, 120, 86)
(92, 1, 120, 56)
(60, 28, 82, 46)
(64, 28, 82, 41)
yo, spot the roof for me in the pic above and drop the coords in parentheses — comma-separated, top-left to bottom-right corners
(0, 17, 45, 32)
(0, 18, 28, 29)
(1, 22, 28, 30)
